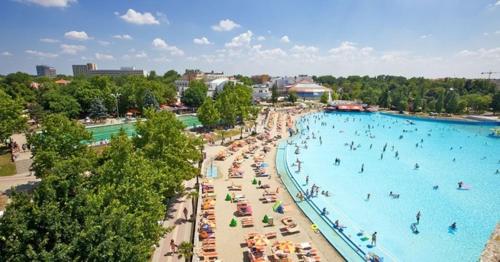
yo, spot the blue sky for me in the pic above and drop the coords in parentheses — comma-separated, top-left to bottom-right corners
(1, 0, 499, 78)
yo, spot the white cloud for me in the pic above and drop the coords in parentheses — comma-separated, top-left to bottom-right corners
(257, 36, 266, 41)
(1, 51, 12, 56)
(135, 51, 147, 58)
(155, 12, 170, 25)
(95, 53, 114, 60)
(25, 49, 58, 58)
(212, 19, 240, 31)
(420, 34, 432, 39)
(19, 0, 76, 8)
(456, 47, 500, 59)
(113, 34, 133, 40)
(40, 38, 59, 43)
(152, 38, 184, 56)
(98, 40, 111, 46)
(329, 41, 357, 54)
(64, 31, 91, 41)
(225, 31, 253, 48)
(280, 35, 290, 43)
(496, 0, 500, 6)
(119, 9, 159, 25)
(60, 44, 86, 54)
(193, 37, 212, 45)
(291, 45, 319, 53)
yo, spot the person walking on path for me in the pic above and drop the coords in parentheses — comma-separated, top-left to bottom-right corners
(183, 207, 189, 221)
(170, 239, 177, 254)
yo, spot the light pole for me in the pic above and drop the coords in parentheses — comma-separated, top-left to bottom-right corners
(111, 93, 121, 119)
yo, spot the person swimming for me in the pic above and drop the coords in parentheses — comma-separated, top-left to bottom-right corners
(415, 163, 420, 169)
(458, 181, 463, 189)
(450, 222, 457, 230)
(433, 185, 439, 190)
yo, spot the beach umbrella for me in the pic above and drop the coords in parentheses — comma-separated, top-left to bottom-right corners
(260, 163, 269, 167)
(252, 178, 257, 185)
(230, 217, 237, 227)
(225, 193, 232, 201)
(262, 214, 269, 224)
(272, 201, 282, 211)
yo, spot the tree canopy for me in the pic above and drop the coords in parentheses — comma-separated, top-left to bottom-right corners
(181, 80, 208, 108)
(0, 89, 26, 141)
(0, 111, 202, 260)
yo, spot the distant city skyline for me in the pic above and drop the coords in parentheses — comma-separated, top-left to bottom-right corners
(0, 0, 500, 78)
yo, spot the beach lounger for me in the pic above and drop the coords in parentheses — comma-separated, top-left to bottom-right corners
(259, 184, 271, 189)
(228, 185, 242, 191)
(261, 196, 277, 203)
(242, 217, 254, 227)
(280, 225, 300, 235)
(265, 232, 277, 239)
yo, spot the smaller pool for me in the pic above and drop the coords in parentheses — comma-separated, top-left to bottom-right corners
(86, 115, 201, 142)
(206, 163, 218, 178)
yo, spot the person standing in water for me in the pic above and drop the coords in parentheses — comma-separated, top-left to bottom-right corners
(366, 193, 371, 201)
(416, 211, 421, 224)
(371, 232, 377, 246)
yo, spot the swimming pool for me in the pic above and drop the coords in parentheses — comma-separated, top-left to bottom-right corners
(86, 115, 201, 142)
(283, 112, 500, 261)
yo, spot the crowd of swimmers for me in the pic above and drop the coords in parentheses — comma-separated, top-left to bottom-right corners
(289, 112, 498, 245)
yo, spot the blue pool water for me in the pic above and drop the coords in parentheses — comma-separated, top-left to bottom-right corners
(206, 163, 218, 178)
(284, 112, 500, 262)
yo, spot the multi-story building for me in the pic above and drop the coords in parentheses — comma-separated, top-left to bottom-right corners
(72, 63, 145, 77)
(204, 70, 225, 82)
(36, 65, 56, 78)
(207, 78, 229, 97)
(252, 82, 272, 101)
(72, 63, 97, 77)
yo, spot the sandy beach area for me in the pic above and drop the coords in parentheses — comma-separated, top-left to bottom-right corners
(195, 107, 345, 262)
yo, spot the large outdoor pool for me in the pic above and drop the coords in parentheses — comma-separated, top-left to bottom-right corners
(284, 112, 499, 261)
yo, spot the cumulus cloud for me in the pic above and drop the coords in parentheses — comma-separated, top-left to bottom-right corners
(280, 35, 290, 43)
(95, 53, 114, 60)
(456, 47, 500, 59)
(119, 9, 160, 25)
(40, 38, 59, 43)
(60, 44, 86, 54)
(19, 0, 76, 8)
(64, 31, 91, 41)
(152, 38, 184, 56)
(257, 36, 266, 41)
(193, 37, 212, 45)
(225, 31, 253, 48)
(1, 51, 13, 56)
(113, 34, 133, 40)
(212, 19, 240, 31)
(25, 49, 58, 58)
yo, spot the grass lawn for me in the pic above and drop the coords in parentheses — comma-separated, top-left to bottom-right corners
(0, 147, 16, 177)
(213, 128, 242, 141)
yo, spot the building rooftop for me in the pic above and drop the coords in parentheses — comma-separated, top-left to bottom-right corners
(287, 80, 329, 93)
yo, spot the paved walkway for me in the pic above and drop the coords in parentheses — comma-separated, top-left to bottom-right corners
(152, 179, 197, 262)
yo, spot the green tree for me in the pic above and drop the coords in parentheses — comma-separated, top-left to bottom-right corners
(288, 91, 298, 104)
(197, 98, 220, 129)
(0, 90, 26, 141)
(271, 83, 278, 104)
(181, 80, 208, 108)
(143, 89, 159, 111)
(320, 92, 329, 104)
(134, 110, 202, 197)
(444, 91, 459, 114)
(491, 92, 500, 115)
(42, 90, 81, 118)
(88, 98, 108, 121)
(435, 91, 444, 113)
(28, 114, 91, 177)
